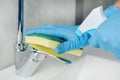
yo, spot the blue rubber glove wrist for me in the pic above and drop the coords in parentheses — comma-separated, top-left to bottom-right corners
(89, 10, 120, 59)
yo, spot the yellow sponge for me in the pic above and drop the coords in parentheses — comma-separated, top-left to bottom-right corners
(25, 35, 83, 56)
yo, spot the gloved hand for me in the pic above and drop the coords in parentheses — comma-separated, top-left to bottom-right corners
(25, 25, 91, 53)
(89, 7, 120, 59)
(25, 6, 119, 54)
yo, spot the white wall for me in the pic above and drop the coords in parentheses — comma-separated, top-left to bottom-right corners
(24, 0, 75, 28)
(0, 0, 17, 70)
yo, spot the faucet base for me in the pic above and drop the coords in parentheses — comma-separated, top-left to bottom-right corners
(15, 44, 46, 77)
(15, 52, 46, 77)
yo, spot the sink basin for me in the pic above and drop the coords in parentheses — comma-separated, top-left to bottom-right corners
(51, 55, 120, 80)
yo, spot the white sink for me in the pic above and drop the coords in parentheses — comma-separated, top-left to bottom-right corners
(51, 55, 120, 80)
(0, 53, 120, 80)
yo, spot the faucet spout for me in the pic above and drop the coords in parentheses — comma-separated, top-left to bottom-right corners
(17, 0, 26, 52)
(18, 0, 24, 43)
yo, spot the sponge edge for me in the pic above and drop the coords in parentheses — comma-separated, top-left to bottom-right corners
(29, 44, 72, 64)
(25, 34, 83, 56)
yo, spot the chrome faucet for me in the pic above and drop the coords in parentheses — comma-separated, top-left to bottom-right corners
(14, 0, 47, 77)
(14, 0, 71, 77)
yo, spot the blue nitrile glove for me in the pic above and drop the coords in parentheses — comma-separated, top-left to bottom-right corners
(25, 6, 119, 54)
(25, 25, 91, 54)
(89, 7, 120, 59)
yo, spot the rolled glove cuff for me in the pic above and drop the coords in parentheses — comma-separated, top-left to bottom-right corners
(75, 29, 96, 37)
